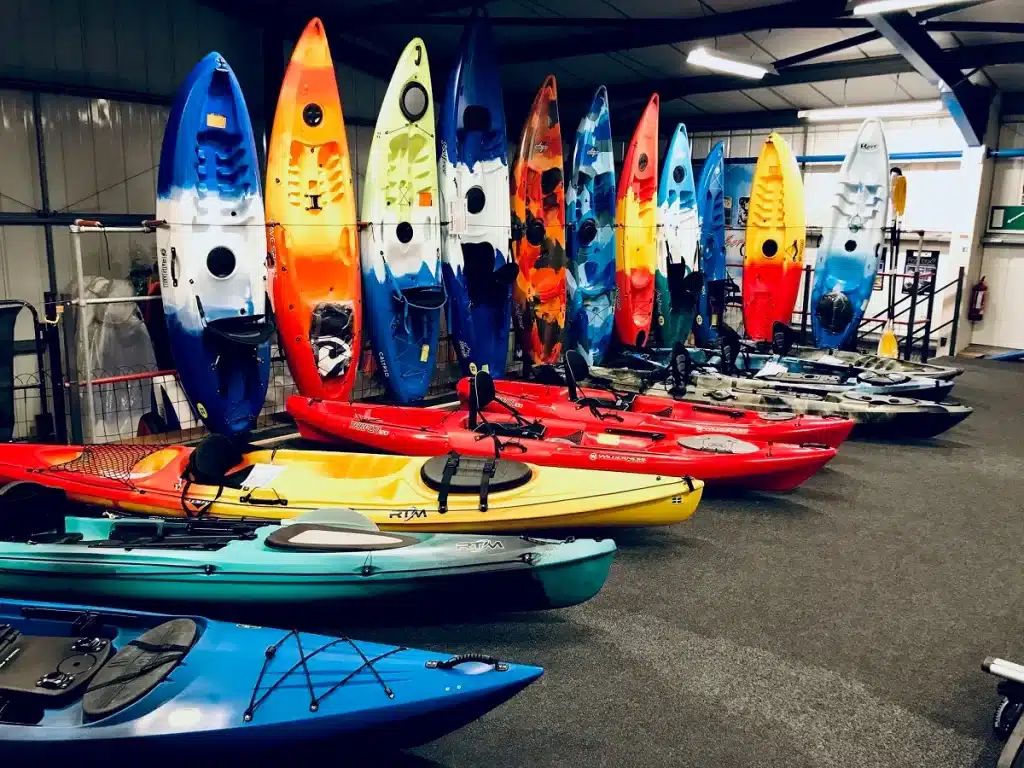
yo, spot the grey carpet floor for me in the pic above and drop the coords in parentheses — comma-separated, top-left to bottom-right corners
(339, 357, 1022, 767)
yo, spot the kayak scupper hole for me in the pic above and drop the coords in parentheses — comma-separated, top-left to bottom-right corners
(466, 186, 485, 214)
(761, 239, 778, 258)
(673, 165, 685, 183)
(526, 219, 546, 246)
(207, 247, 236, 279)
(844, 240, 857, 252)
(638, 153, 648, 172)
(397, 222, 414, 244)
(302, 103, 324, 127)
(578, 218, 598, 245)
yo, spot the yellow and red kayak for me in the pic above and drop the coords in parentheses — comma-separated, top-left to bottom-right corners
(615, 94, 659, 348)
(511, 76, 566, 367)
(742, 132, 805, 342)
(266, 18, 360, 400)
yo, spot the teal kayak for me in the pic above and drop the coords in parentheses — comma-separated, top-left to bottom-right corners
(0, 500, 615, 612)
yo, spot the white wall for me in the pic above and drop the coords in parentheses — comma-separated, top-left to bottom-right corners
(972, 119, 1024, 349)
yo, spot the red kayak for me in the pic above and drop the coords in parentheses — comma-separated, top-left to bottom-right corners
(454, 377, 854, 448)
(288, 377, 837, 492)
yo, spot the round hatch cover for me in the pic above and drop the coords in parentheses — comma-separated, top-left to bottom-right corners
(678, 435, 759, 454)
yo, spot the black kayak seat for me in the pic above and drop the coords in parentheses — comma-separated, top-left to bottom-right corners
(83, 619, 198, 720)
(420, 454, 532, 495)
(185, 434, 247, 486)
(0, 625, 113, 706)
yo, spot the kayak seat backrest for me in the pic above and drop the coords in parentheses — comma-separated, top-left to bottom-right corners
(772, 321, 798, 355)
(265, 523, 418, 552)
(0, 625, 113, 714)
(185, 434, 244, 486)
(0, 482, 70, 543)
(83, 618, 198, 721)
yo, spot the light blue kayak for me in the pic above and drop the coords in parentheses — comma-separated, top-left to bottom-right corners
(0, 597, 542, 757)
(694, 141, 726, 345)
(0, 499, 615, 612)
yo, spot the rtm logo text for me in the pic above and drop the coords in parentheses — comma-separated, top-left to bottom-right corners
(455, 540, 505, 551)
(389, 508, 427, 520)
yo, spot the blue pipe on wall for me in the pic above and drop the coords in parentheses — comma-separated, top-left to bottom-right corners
(710, 150, 964, 165)
(990, 148, 1024, 159)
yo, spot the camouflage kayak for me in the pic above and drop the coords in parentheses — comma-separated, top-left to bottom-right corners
(587, 364, 972, 439)
(788, 347, 963, 382)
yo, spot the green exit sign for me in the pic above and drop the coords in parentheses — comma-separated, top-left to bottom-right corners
(990, 205, 1024, 231)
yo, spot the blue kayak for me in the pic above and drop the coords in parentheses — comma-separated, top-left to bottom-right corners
(0, 598, 542, 756)
(439, 12, 515, 378)
(566, 86, 617, 366)
(156, 53, 271, 437)
(694, 141, 726, 346)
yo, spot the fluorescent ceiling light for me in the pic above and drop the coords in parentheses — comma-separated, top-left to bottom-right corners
(797, 100, 945, 122)
(686, 47, 772, 80)
(852, 0, 966, 16)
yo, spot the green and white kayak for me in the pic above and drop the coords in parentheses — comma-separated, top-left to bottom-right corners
(0, 491, 615, 613)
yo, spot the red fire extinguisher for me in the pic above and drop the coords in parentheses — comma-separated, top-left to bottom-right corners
(968, 276, 987, 322)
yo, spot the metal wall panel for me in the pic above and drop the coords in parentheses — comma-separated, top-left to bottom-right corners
(0, 90, 42, 213)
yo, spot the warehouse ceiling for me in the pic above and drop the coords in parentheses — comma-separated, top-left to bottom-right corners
(207, 0, 1024, 132)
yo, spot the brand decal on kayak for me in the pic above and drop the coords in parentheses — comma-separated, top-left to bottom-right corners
(377, 352, 390, 378)
(350, 420, 389, 436)
(455, 539, 505, 551)
(534, 142, 548, 153)
(588, 452, 646, 464)
(860, 141, 878, 151)
(689, 424, 748, 435)
(389, 507, 427, 520)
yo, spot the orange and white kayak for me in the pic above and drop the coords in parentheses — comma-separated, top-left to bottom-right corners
(266, 17, 360, 401)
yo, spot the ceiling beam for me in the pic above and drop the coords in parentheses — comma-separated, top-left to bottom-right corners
(867, 10, 994, 145)
(774, 31, 882, 69)
(502, 0, 848, 64)
(552, 40, 1024, 109)
(924, 20, 1024, 34)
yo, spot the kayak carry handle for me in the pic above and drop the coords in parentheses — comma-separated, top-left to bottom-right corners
(426, 654, 509, 671)
(239, 487, 288, 506)
(690, 404, 746, 419)
(603, 427, 666, 441)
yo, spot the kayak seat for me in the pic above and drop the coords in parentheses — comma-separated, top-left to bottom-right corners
(0, 624, 113, 720)
(185, 434, 245, 486)
(421, 453, 533, 512)
(474, 420, 546, 441)
(83, 618, 197, 720)
(266, 523, 418, 552)
(563, 350, 636, 411)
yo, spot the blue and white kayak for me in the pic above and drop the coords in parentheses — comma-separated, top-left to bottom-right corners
(156, 53, 272, 437)
(0, 598, 543, 756)
(694, 141, 726, 346)
(566, 86, 617, 367)
(439, 13, 514, 378)
(811, 119, 890, 349)
(362, 39, 445, 403)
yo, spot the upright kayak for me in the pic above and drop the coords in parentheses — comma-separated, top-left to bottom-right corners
(694, 141, 726, 345)
(266, 19, 360, 401)
(0, 488, 614, 612)
(289, 384, 836, 492)
(511, 76, 566, 367)
(439, 12, 514, 378)
(566, 86, 617, 366)
(615, 94, 659, 348)
(742, 132, 805, 342)
(812, 118, 889, 348)
(156, 53, 271, 437)
(0, 598, 541, 757)
(655, 123, 701, 348)
(0, 438, 699, 532)
(361, 38, 445, 402)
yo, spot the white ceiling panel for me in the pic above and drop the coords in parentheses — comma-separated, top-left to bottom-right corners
(934, 0, 1024, 22)
(984, 64, 1024, 91)
(771, 83, 839, 109)
(811, 75, 916, 106)
(683, 90, 766, 113)
(889, 72, 940, 99)
(739, 87, 797, 110)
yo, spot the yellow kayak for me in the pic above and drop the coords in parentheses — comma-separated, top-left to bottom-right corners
(0, 442, 702, 532)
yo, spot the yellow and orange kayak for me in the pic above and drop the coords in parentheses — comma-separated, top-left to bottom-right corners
(266, 18, 360, 400)
(0, 443, 702, 532)
(511, 76, 566, 367)
(742, 131, 805, 342)
(615, 94, 659, 348)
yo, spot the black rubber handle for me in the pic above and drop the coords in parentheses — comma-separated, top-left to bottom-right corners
(603, 427, 666, 441)
(426, 654, 509, 671)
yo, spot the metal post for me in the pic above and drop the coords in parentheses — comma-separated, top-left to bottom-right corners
(921, 278, 936, 364)
(799, 265, 812, 343)
(948, 266, 965, 356)
(31, 92, 58, 295)
(42, 292, 67, 443)
(904, 271, 920, 361)
(71, 232, 96, 442)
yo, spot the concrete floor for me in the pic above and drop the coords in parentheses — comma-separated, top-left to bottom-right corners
(328, 357, 1022, 767)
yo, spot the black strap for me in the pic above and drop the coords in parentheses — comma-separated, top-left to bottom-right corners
(437, 452, 460, 514)
(479, 458, 496, 512)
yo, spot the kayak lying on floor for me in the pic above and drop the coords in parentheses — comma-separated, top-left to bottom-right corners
(790, 346, 962, 381)
(0, 485, 614, 612)
(0, 437, 697, 532)
(0, 597, 541, 757)
(588, 352, 971, 439)
(288, 377, 837, 492)
(453, 364, 854, 449)
(983, 656, 1024, 768)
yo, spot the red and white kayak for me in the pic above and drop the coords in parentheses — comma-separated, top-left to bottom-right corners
(453, 377, 854, 448)
(288, 390, 837, 492)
